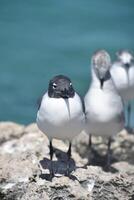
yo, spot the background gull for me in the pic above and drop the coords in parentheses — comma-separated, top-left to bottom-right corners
(111, 50, 134, 129)
(84, 50, 125, 168)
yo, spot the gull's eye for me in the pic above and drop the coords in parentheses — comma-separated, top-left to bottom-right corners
(52, 83, 57, 89)
(70, 82, 72, 86)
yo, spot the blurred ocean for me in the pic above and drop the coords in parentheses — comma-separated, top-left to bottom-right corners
(0, 0, 134, 125)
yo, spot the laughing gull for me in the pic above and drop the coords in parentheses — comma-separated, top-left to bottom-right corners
(111, 50, 134, 129)
(84, 50, 125, 168)
(37, 75, 85, 176)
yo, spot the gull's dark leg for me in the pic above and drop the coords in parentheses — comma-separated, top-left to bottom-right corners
(66, 142, 71, 176)
(49, 140, 54, 177)
(106, 137, 112, 169)
(88, 134, 93, 164)
(127, 102, 131, 128)
(89, 134, 92, 148)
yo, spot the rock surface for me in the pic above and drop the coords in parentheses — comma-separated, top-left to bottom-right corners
(0, 122, 134, 200)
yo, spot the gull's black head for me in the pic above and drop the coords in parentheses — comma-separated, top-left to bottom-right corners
(48, 75, 75, 98)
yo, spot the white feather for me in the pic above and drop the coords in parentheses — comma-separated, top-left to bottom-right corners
(37, 92, 85, 140)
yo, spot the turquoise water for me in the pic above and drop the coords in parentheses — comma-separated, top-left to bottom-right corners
(0, 0, 134, 125)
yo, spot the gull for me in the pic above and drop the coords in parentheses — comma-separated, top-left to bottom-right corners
(37, 75, 85, 176)
(111, 50, 134, 129)
(84, 50, 125, 167)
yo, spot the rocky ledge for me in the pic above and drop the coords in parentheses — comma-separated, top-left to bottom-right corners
(0, 122, 134, 200)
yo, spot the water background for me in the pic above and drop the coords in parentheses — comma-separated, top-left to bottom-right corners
(0, 0, 134, 125)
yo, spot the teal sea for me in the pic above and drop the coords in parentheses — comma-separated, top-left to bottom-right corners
(0, 0, 134, 125)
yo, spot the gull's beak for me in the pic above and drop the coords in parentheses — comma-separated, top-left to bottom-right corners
(125, 63, 129, 75)
(125, 63, 130, 68)
(61, 88, 70, 98)
(100, 78, 104, 89)
(125, 63, 130, 85)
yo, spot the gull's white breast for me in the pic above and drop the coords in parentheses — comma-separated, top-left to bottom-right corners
(84, 86, 124, 137)
(37, 92, 85, 140)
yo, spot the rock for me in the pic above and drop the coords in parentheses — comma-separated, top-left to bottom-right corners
(0, 122, 134, 199)
(0, 122, 24, 144)
(73, 129, 134, 166)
